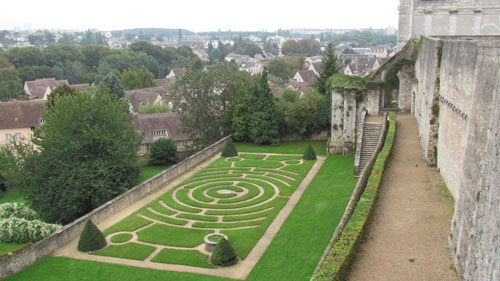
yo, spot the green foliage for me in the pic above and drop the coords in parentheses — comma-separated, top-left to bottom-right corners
(249, 70, 280, 145)
(384, 58, 414, 89)
(327, 73, 368, 93)
(0, 218, 61, 243)
(77, 220, 107, 252)
(47, 84, 78, 111)
(172, 62, 252, 146)
(221, 140, 238, 157)
(0, 203, 38, 220)
(100, 72, 125, 100)
(232, 85, 250, 142)
(315, 43, 340, 95)
(281, 39, 320, 56)
(278, 89, 330, 137)
(267, 56, 304, 82)
(312, 113, 396, 281)
(120, 67, 155, 90)
(303, 145, 317, 160)
(5, 89, 143, 224)
(0, 67, 23, 101)
(149, 138, 177, 166)
(211, 238, 238, 266)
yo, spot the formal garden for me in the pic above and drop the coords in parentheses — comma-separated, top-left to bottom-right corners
(2, 140, 360, 281)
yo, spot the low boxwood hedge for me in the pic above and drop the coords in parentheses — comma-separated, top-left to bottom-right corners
(312, 112, 396, 281)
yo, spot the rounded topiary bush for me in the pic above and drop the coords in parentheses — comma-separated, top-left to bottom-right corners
(149, 138, 177, 166)
(303, 145, 317, 160)
(0, 203, 39, 220)
(0, 218, 61, 243)
(210, 238, 238, 266)
(221, 140, 238, 157)
(77, 219, 107, 252)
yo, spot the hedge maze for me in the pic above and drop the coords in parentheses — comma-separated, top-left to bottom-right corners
(92, 153, 315, 268)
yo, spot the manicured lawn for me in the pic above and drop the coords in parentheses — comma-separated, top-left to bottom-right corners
(151, 248, 215, 269)
(5, 155, 356, 281)
(92, 243, 156, 261)
(98, 153, 315, 264)
(137, 165, 172, 184)
(234, 140, 326, 155)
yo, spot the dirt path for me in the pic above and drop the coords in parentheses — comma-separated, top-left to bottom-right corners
(347, 115, 458, 281)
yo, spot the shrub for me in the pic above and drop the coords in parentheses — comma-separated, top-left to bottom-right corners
(149, 138, 177, 166)
(221, 140, 238, 157)
(210, 238, 238, 266)
(303, 145, 317, 160)
(77, 219, 107, 252)
(0, 218, 61, 243)
(0, 203, 39, 220)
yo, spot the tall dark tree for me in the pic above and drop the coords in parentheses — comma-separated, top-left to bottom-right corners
(100, 72, 125, 100)
(47, 84, 78, 111)
(232, 84, 250, 142)
(4, 88, 143, 224)
(315, 43, 340, 95)
(248, 69, 280, 145)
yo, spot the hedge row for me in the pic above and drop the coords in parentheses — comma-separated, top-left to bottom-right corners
(312, 112, 396, 281)
(0, 203, 39, 221)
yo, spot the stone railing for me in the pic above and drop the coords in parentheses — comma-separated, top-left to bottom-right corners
(354, 110, 367, 177)
(0, 135, 232, 278)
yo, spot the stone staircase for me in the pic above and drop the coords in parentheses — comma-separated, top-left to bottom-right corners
(358, 122, 383, 175)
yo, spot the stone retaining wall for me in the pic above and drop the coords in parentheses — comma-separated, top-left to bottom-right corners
(0, 135, 231, 278)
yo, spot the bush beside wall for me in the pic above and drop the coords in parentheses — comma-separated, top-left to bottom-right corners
(312, 112, 396, 281)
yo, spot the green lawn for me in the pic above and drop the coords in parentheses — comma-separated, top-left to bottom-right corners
(234, 140, 327, 155)
(137, 165, 172, 184)
(5, 155, 356, 281)
(0, 242, 29, 256)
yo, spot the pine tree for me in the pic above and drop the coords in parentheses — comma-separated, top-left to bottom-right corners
(248, 69, 280, 145)
(232, 84, 250, 142)
(315, 43, 340, 95)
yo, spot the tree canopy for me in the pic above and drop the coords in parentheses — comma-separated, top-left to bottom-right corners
(4, 88, 143, 224)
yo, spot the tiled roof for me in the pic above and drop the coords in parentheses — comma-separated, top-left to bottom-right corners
(133, 113, 188, 143)
(125, 87, 169, 111)
(0, 100, 45, 130)
(25, 78, 68, 99)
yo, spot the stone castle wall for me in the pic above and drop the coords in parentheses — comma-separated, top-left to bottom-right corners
(406, 36, 500, 280)
(398, 0, 500, 49)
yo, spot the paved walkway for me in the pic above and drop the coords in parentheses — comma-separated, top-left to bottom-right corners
(347, 115, 458, 281)
(55, 153, 326, 280)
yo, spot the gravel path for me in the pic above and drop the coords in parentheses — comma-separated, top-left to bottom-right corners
(347, 115, 458, 281)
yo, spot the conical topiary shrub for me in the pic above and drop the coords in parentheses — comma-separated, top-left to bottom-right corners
(221, 140, 238, 157)
(77, 219, 107, 252)
(303, 145, 317, 160)
(210, 238, 238, 266)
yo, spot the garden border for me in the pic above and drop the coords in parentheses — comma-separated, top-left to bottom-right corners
(0, 135, 232, 279)
(311, 112, 395, 281)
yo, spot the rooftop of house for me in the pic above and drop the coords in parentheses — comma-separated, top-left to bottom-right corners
(296, 70, 317, 85)
(24, 78, 68, 99)
(133, 112, 188, 143)
(153, 78, 171, 87)
(125, 87, 169, 111)
(0, 100, 45, 130)
(170, 68, 187, 76)
(69, 83, 90, 91)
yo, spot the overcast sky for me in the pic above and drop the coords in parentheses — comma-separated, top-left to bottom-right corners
(1, 0, 400, 32)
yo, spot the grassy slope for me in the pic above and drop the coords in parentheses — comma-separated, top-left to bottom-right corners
(234, 140, 326, 155)
(137, 165, 172, 184)
(5, 155, 355, 281)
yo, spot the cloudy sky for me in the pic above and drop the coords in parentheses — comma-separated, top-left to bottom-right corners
(1, 0, 400, 32)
